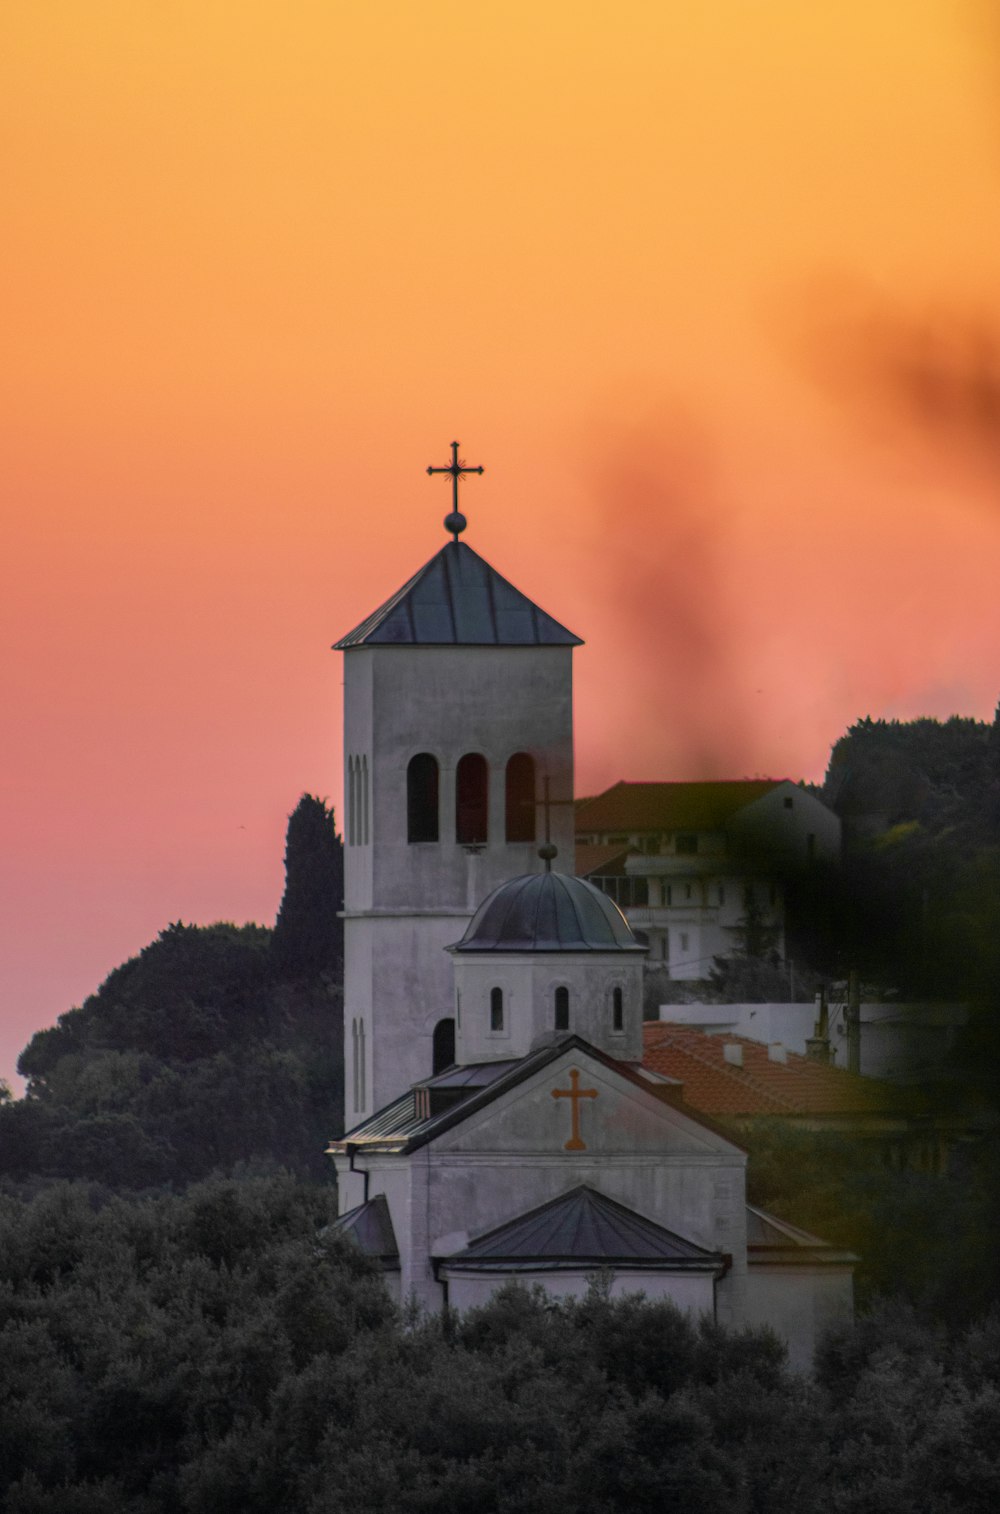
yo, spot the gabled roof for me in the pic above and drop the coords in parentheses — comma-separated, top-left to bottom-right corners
(328, 1194, 400, 1267)
(334, 540, 582, 648)
(328, 1034, 744, 1156)
(642, 1024, 923, 1118)
(440, 1185, 724, 1272)
(575, 780, 786, 835)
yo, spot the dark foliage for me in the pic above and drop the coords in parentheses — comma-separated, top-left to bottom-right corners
(3, 923, 342, 1187)
(271, 795, 344, 981)
(0, 1176, 997, 1513)
(744, 1120, 1000, 1323)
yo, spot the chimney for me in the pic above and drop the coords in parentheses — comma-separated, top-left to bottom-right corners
(722, 1042, 743, 1068)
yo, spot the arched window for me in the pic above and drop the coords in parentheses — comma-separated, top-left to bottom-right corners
(505, 753, 536, 843)
(490, 987, 504, 1032)
(612, 987, 624, 1032)
(554, 986, 570, 1032)
(456, 753, 489, 844)
(407, 753, 439, 843)
(433, 1017, 456, 1075)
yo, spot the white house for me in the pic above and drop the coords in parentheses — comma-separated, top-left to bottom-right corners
(576, 779, 841, 977)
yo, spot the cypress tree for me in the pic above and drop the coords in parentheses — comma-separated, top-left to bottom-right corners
(271, 794, 344, 980)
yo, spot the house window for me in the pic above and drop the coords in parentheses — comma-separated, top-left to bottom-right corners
(607, 835, 628, 846)
(554, 986, 570, 1031)
(490, 987, 504, 1032)
(660, 935, 669, 960)
(433, 1018, 455, 1075)
(685, 884, 692, 901)
(407, 753, 439, 843)
(680, 932, 689, 952)
(807, 833, 816, 860)
(783, 795, 794, 810)
(505, 753, 536, 842)
(676, 834, 698, 855)
(456, 754, 489, 844)
(717, 884, 725, 906)
(664, 883, 672, 906)
(612, 987, 624, 1032)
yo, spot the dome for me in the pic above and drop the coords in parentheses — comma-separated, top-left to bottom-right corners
(452, 871, 646, 954)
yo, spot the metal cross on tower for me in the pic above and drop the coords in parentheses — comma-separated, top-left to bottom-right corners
(427, 440, 484, 541)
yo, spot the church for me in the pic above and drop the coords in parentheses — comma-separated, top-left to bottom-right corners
(327, 445, 853, 1370)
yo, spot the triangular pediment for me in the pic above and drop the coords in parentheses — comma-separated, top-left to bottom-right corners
(334, 540, 582, 648)
(424, 1039, 745, 1160)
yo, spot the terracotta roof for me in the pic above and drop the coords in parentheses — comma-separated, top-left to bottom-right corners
(334, 540, 582, 648)
(575, 780, 785, 835)
(574, 843, 632, 878)
(641, 1024, 920, 1118)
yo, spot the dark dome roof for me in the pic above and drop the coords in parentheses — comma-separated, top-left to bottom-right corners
(452, 872, 646, 954)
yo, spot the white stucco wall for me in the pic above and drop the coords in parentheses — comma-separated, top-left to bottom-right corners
(452, 950, 644, 1063)
(740, 1264, 854, 1373)
(341, 643, 575, 1121)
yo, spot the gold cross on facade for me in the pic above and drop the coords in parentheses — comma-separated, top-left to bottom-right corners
(551, 1067, 598, 1151)
(427, 440, 484, 541)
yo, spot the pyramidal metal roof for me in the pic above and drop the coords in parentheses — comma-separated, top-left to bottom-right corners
(442, 1184, 723, 1271)
(333, 540, 582, 648)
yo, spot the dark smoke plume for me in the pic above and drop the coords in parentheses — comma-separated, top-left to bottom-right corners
(584, 416, 755, 781)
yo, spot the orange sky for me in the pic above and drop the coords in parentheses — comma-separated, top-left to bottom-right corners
(3, 1, 1000, 1088)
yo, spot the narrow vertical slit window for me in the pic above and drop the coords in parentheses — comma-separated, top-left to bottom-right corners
(362, 755, 369, 845)
(505, 753, 536, 842)
(351, 1019, 359, 1111)
(490, 987, 504, 1032)
(358, 1019, 366, 1108)
(456, 753, 489, 844)
(407, 753, 440, 843)
(554, 986, 570, 1031)
(612, 987, 624, 1032)
(347, 757, 356, 846)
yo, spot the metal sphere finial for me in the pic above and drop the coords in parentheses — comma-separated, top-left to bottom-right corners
(538, 841, 558, 873)
(427, 440, 484, 540)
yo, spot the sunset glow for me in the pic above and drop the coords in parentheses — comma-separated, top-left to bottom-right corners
(3, 0, 999, 1085)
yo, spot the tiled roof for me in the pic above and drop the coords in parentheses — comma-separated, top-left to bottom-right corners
(642, 1024, 920, 1118)
(575, 780, 785, 835)
(442, 1185, 723, 1271)
(574, 843, 632, 878)
(745, 1203, 858, 1266)
(334, 540, 582, 648)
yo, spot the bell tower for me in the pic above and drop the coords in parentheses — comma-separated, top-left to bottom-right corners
(335, 445, 582, 1124)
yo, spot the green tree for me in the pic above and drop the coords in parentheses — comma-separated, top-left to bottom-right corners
(270, 795, 344, 981)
